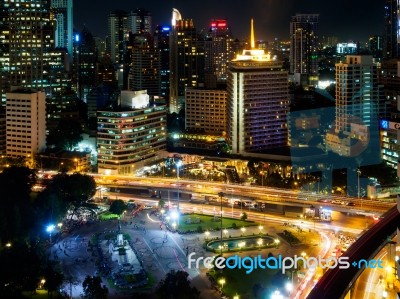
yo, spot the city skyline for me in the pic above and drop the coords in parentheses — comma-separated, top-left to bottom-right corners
(75, 0, 382, 41)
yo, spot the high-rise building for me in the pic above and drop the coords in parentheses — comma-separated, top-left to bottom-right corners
(327, 55, 380, 156)
(384, 0, 400, 59)
(335, 56, 378, 131)
(185, 88, 227, 134)
(154, 25, 170, 99)
(97, 90, 167, 175)
(368, 35, 383, 58)
(5, 0, 56, 89)
(51, 0, 73, 57)
(169, 8, 205, 113)
(227, 20, 289, 155)
(127, 34, 161, 96)
(107, 10, 128, 64)
(129, 8, 152, 34)
(290, 13, 319, 86)
(73, 27, 97, 101)
(204, 19, 235, 82)
(6, 88, 46, 157)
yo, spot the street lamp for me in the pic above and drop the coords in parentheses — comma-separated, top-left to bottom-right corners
(176, 160, 182, 213)
(257, 238, 263, 250)
(205, 231, 210, 240)
(240, 227, 246, 236)
(223, 229, 228, 238)
(271, 290, 283, 299)
(258, 225, 263, 234)
(260, 171, 264, 187)
(274, 238, 280, 248)
(285, 281, 293, 294)
(218, 278, 226, 295)
(46, 224, 55, 243)
(74, 158, 78, 171)
(233, 295, 239, 299)
(5, 242, 11, 248)
(218, 192, 224, 255)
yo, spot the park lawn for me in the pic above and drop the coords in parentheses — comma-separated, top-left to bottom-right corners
(178, 213, 255, 232)
(99, 211, 119, 220)
(210, 266, 280, 299)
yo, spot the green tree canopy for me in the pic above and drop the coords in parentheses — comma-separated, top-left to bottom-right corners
(0, 166, 36, 242)
(109, 200, 127, 215)
(82, 276, 108, 299)
(48, 173, 96, 219)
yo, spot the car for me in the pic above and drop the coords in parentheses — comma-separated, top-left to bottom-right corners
(346, 202, 355, 206)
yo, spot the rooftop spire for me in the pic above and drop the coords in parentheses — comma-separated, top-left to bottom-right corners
(250, 18, 255, 49)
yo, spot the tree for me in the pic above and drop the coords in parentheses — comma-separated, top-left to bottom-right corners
(0, 166, 36, 241)
(155, 270, 200, 299)
(240, 212, 248, 221)
(82, 276, 108, 299)
(47, 119, 83, 150)
(48, 173, 96, 219)
(158, 199, 166, 209)
(109, 200, 127, 215)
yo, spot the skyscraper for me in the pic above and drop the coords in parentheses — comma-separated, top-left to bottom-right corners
(107, 10, 128, 64)
(204, 19, 235, 82)
(129, 8, 152, 34)
(327, 55, 379, 156)
(335, 56, 378, 131)
(127, 34, 161, 96)
(51, 0, 73, 57)
(290, 13, 319, 86)
(154, 25, 170, 99)
(169, 8, 205, 113)
(384, 0, 400, 59)
(227, 20, 289, 155)
(5, 0, 56, 89)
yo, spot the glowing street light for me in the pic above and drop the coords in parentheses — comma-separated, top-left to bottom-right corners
(285, 281, 293, 293)
(57, 222, 63, 229)
(205, 231, 210, 240)
(218, 278, 226, 291)
(257, 238, 263, 250)
(233, 295, 239, 299)
(301, 251, 306, 258)
(271, 290, 283, 299)
(274, 238, 280, 245)
(46, 224, 55, 243)
(240, 227, 246, 236)
(172, 222, 177, 230)
(5, 242, 11, 248)
(258, 225, 263, 234)
(223, 229, 228, 237)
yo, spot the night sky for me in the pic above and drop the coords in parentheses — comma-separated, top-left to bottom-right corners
(75, 0, 383, 42)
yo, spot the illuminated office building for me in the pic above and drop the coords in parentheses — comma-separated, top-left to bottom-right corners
(290, 13, 319, 86)
(327, 55, 379, 156)
(154, 25, 170, 99)
(107, 10, 128, 64)
(185, 88, 227, 134)
(51, 0, 73, 57)
(384, 0, 400, 59)
(129, 8, 152, 34)
(5, 0, 56, 89)
(169, 8, 205, 113)
(227, 19, 289, 155)
(97, 90, 167, 175)
(127, 35, 161, 96)
(6, 88, 46, 158)
(204, 19, 235, 82)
